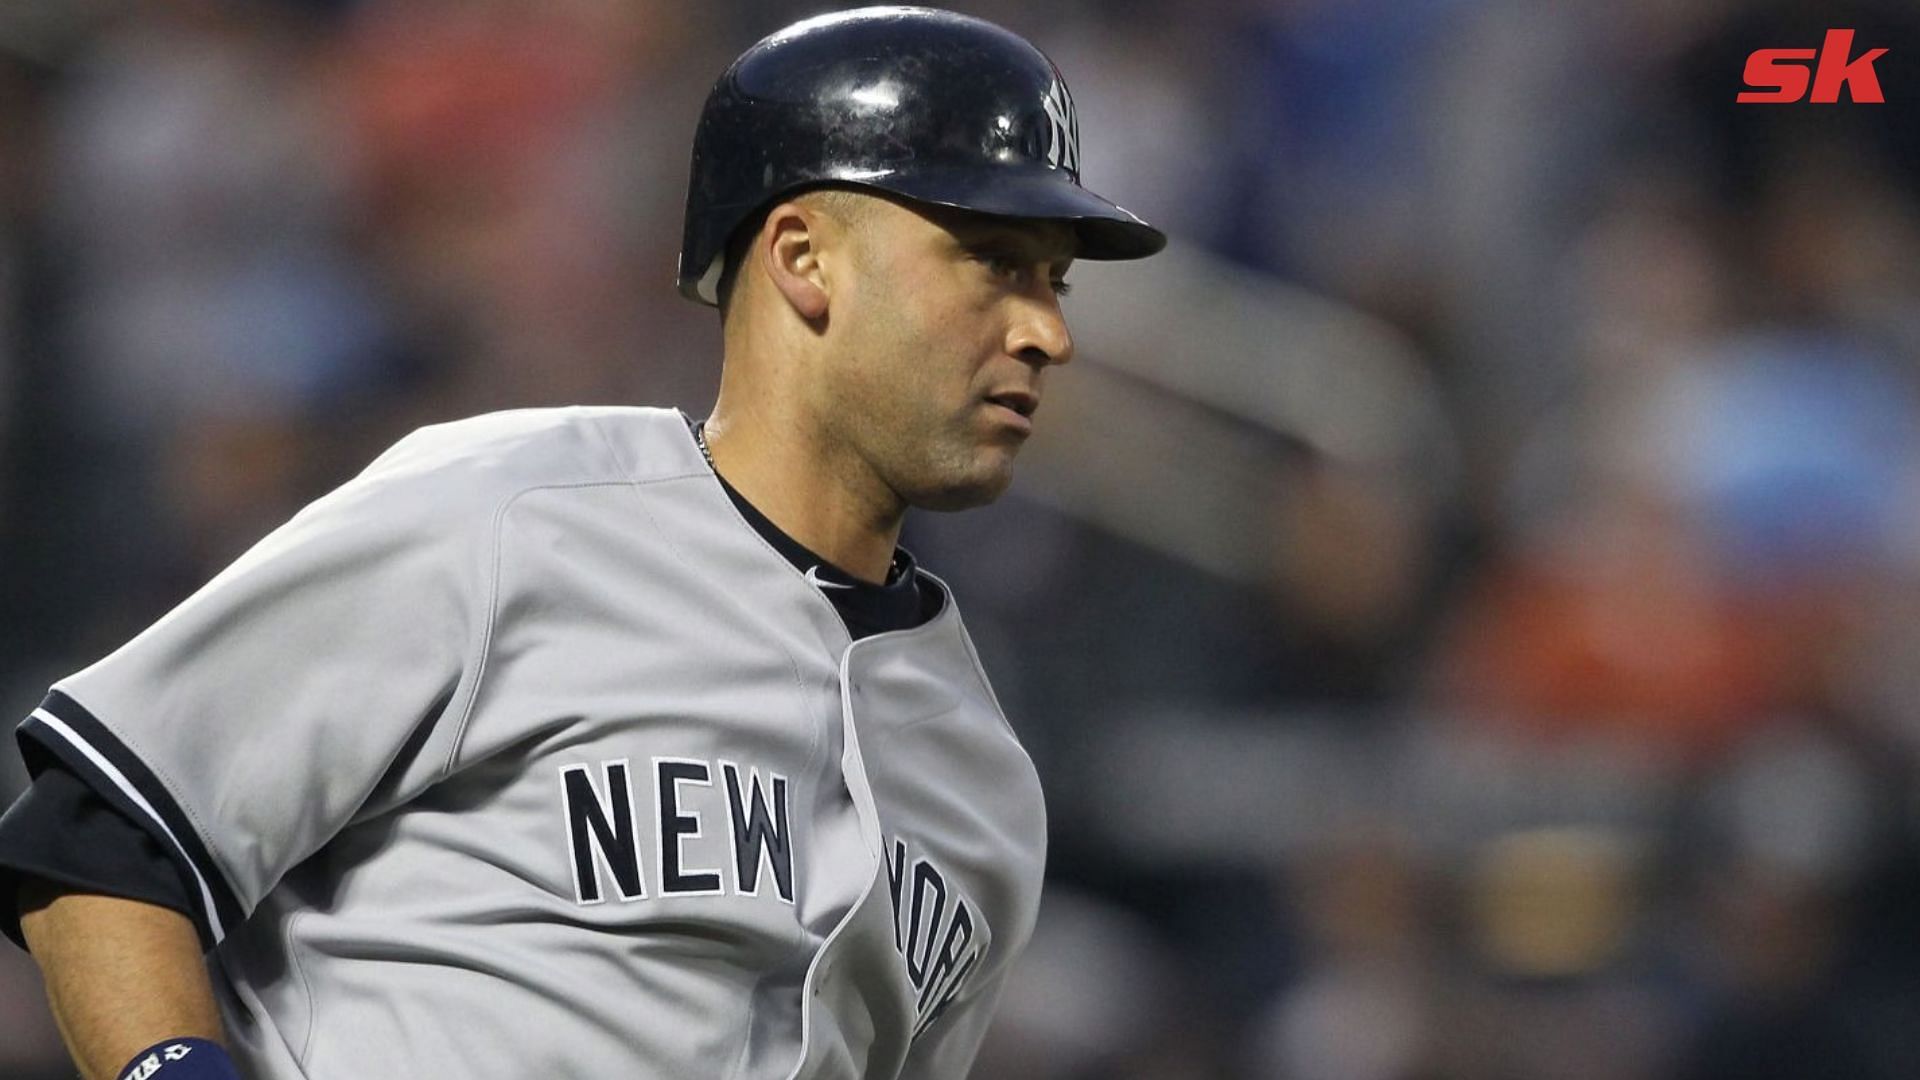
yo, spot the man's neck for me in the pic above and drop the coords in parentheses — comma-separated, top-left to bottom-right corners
(697, 407, 904, 585)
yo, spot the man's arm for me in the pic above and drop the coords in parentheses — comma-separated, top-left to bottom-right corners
(18, 882, 225, 1080)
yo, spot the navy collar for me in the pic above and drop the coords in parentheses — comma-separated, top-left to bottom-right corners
(694, 421, 940, 639)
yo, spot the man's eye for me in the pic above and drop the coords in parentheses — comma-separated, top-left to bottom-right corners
(981, 253, 1023, 277)
(974, 250, 1067, 296)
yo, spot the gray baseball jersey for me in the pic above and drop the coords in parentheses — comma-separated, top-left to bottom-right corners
(21, 406, 1046, 1078)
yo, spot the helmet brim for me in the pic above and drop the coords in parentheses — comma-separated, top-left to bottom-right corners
(877, 167, 1168, 263)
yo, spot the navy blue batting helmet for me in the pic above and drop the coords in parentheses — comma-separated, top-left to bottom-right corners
(677, 6, 1166, 305)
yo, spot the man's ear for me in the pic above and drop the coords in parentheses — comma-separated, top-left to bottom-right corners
(756, 201, 832, 322)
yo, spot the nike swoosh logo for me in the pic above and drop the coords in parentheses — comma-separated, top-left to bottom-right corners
(804, 565, 854, 590)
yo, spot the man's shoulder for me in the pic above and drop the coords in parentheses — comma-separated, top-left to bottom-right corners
(295, 406, 702, 542)
(361, 405, 699, 493)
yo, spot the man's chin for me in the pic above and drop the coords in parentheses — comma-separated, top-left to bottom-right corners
(904, 464, 1016, 512)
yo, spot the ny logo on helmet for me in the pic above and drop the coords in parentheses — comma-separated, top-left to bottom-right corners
(1042, 78, 1080, 177)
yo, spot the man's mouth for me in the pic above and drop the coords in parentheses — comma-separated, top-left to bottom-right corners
(984, 390, 1038, 419)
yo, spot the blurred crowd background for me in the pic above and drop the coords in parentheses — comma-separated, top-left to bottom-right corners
(4, 0, 1919, 1077)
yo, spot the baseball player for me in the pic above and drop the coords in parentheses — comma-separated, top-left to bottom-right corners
(0, 7, 1163, 1079)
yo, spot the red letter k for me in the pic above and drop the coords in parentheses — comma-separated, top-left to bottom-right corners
(1810, 28, 1888, 103)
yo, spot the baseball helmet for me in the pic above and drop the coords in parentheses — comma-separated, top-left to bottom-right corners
(677, 5, 1166, 306)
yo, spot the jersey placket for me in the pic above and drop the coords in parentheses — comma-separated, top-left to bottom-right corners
(786, 645, 914, 1079)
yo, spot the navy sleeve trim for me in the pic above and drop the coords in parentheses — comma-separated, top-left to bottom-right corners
(19, 690, 245, 946)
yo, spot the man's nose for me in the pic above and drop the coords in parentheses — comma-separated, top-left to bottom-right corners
(1009, 292, 1073, 368)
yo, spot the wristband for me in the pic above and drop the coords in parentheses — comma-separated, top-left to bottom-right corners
(117, 1038, 241, 1080)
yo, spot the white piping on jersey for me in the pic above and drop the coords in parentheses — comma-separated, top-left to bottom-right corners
(28, 707, 228, 943)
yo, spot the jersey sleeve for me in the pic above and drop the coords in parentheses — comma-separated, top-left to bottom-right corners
(15, 433, 498, 947)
